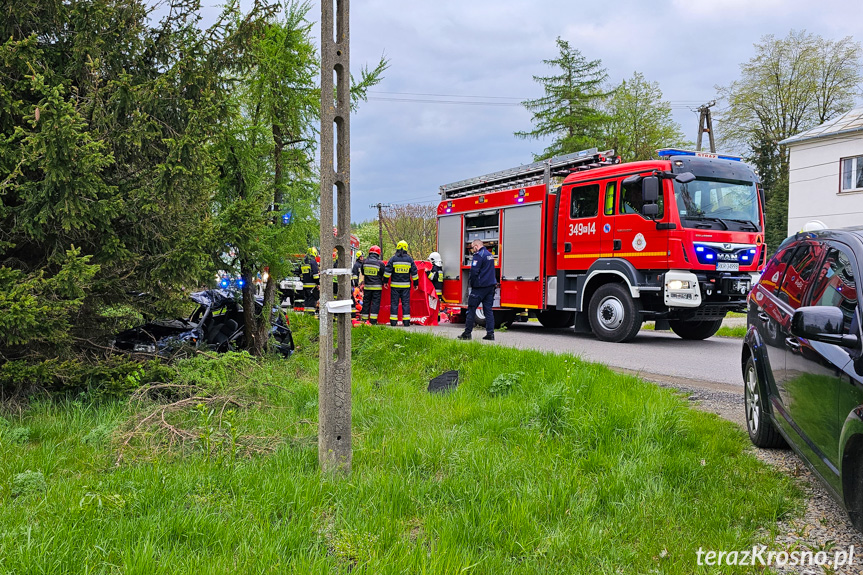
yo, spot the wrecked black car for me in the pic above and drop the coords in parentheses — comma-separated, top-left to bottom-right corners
(112, 289, 294, 356)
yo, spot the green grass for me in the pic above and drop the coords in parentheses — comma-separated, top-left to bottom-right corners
(0, 313, 800, 574)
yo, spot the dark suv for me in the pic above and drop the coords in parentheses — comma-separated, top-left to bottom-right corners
(743, 228, 863, 528)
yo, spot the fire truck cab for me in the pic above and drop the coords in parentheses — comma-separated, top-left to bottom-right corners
(436, 148, 766, 342)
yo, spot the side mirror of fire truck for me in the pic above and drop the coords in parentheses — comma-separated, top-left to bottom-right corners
(643, 203, 659, 218)
(642, 176, 659, 203)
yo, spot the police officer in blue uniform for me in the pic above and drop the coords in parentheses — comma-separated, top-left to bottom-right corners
(458, 239, 496, 341)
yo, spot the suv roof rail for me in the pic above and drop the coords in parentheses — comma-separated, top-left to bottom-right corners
(439, 148, 618, 200)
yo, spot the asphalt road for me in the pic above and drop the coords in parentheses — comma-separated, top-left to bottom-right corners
(415, 321, 746, 391)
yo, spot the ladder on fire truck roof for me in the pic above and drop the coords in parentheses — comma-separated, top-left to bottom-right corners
(439, 147, 618, 201)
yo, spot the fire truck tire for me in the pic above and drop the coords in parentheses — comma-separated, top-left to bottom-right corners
(536, 310, 575, 329)
(668, 319, 723, 340)
(588, 283, 643, 343)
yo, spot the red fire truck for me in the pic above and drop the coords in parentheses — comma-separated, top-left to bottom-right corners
(436, 148, 767, 342)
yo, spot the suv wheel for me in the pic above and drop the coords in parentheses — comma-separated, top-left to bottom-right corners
(588, 283, 642, 343)
(669, 318, 723, 340)
(744, 356, 786, 448)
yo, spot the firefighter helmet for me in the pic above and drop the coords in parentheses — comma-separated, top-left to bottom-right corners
(368, 245, 381, 256)
(356, 250, 363, 258)
(307, 246, 318, 257)
(429, 252, 442, 267)
(396, 240, 409, 251)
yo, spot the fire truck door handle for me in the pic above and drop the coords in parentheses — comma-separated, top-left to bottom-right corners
(613, 239, 622, 251)
(564, 242, 572, 253)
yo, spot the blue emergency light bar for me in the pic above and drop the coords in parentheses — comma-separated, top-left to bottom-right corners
(657, 148, 742, 162)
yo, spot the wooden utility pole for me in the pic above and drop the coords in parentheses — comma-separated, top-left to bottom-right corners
(319, 0, 351, 474)
(369, 202, 392, 249)
(696, 101, 716, 153)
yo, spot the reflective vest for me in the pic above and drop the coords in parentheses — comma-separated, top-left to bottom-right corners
(384, 250, 418, 289)
(362, 254, 385, 290)
(300, 255, 319, 288)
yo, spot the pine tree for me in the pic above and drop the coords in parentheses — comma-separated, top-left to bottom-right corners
(515, 37, 611, 160)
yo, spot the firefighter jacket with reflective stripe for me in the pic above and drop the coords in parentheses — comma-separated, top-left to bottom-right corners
(361, 254, 385, 290)
(351, 258, 364, 286)
(384, 250, 419, 289)
(300, 255, 319, 288)
(470, 246, 496, 288)
(427, 264, 443, 295)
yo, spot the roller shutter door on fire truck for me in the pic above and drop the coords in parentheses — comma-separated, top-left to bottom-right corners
(501, 204, 542, 307)
(437, 215, 462, 282)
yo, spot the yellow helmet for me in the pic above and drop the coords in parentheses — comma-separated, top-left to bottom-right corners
(356, 250, 363, 258)
(396, 240, 408, 251)
(307, 246, 318, 257)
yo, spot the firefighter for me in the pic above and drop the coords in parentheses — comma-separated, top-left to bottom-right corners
(361, 245, 385, 324)
(428, 251, 444, 322)
(384, 240, 419, 327)
(351, 250, 365, 288)
(300, 247, 320, 314)
(458, 239, 496, 341)
(332, 249, 340, 298)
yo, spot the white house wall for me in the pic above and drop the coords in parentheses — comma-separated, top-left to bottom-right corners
(786, 135, 863, 235)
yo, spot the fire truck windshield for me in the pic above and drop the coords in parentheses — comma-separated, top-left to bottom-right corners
(673, 178, 761, 232)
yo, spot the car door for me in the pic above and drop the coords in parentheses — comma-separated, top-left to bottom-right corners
(769, 242, 825, 439)
(557, 182, 603, 271)
(613, 175, 668, 270)
(750, 245, 796, 387)
(799, 244, 861, 493)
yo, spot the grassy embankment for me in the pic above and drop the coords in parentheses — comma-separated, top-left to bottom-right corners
(0, 312, 799, 574)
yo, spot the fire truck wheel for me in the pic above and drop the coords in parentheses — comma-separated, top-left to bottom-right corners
(668, 318, 723, 340)
(588, 283, 642, 343)
(536, 310, 575, 329)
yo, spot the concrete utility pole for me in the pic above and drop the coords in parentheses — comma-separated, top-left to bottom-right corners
(318, 0, 351, 474)
(696, 101, 716, 153)
(369, 202, 391, 249)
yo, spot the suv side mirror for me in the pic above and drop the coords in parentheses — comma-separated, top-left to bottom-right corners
(642, 176, 659, 203)
(791, 306, 859, 348)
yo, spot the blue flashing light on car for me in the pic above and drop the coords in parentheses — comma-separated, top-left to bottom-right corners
(219, 278, 230, 289)
(236, 278, 245, 288)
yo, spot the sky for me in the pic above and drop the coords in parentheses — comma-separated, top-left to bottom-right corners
(195, 0, 863, 222)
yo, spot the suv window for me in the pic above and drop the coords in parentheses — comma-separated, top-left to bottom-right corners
(759, 247, 795, 294)
(620, 177, 663, 218)
(778, 243, 826, 308)
(810, 246, 858, 335)
(570, 184, 599, 219)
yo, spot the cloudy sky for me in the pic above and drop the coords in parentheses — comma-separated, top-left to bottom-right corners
(199, 0, 863, 222)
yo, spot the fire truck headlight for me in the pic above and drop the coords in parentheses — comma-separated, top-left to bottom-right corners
(668, 280, 691, 290)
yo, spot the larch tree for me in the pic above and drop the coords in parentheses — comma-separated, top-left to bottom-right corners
(515, 37, 612, 160)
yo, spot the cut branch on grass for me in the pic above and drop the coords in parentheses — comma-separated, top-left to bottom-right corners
(114, 393, 278, 466)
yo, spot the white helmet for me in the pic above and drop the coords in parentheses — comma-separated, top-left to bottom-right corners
(801, 220, 827, 232)
(429, 252, 442, 267)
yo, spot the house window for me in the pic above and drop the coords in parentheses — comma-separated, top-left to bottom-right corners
(841, 155, 863, 192)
